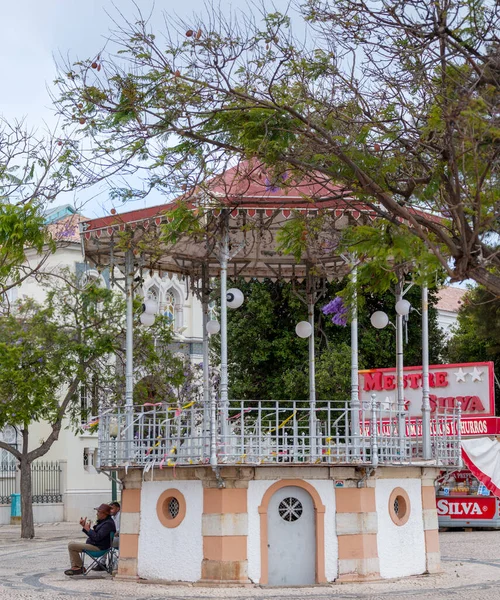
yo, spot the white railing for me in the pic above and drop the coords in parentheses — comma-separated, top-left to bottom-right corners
(97, 398, 462, 469)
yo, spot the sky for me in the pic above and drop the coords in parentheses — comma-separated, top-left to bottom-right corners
(1, 1, 155, 217)
(1, 0, 292, 218)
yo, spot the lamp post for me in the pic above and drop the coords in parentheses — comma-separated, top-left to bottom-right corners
(370, 294, 411, 458)
(421, 286, 431, 459)
(109, 419, 119, 502)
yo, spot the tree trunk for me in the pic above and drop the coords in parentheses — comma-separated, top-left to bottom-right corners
(20, 428, 34, 539)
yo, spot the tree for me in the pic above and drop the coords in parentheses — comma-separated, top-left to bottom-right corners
(222, 278, 445, 401)
(0, 119, 84, 298)
(445, 286, 500, 410)
(55, 1, 500, 295)
(0, 273, 186, 538)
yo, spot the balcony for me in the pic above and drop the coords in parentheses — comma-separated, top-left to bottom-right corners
(97, 399, 462, 469)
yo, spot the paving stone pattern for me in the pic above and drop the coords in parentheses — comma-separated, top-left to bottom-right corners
(1, 523, 500, 599)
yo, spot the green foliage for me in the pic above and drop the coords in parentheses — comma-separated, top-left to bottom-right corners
(54, 0, 500, 295)
(0, 271, 190, 433)
(339, 222, 445, 301)
(222, 278, 445, 401)
(445, 286, 500, 409)
(161, 202, 206, 245)
(0, 202, 53, 282)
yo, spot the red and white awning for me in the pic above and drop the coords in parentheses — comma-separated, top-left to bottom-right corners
(462, 438, 500, 498)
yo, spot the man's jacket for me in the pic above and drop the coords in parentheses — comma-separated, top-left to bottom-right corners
(83, 515, 116, 550)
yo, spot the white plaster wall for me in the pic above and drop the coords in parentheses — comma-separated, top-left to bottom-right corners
(32, 503, 64, 523)
(247, 480, 272, 583)
(306, 479, 337, 582)
(0, 503, 64, 525)
(0, 506, 10, 525)
(247, 479, 337, 583)
(376, 478, 426, 578)
(138, 480, 203, 582)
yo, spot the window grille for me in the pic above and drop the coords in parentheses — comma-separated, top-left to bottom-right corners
(279, 497, 303, 522)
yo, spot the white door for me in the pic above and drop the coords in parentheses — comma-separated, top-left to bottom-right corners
(267, 485, 316, 585)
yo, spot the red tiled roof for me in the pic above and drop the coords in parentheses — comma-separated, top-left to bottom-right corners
(436, 286, 467, 312)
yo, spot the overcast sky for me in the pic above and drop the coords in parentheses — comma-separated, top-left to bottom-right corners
(1, 1, 292, 217)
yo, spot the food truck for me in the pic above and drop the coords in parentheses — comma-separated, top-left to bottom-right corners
(360, 361, 499, 529)
(436, 464, 500, 529)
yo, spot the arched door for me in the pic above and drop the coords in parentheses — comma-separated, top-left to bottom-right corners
(267, 485, 316, 585)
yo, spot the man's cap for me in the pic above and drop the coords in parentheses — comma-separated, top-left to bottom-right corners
(94, 503, 112, 514)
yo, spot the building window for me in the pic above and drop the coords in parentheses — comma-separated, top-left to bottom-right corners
(164, 290, 175, 323)
(80, 378, 99, 425)
(388, 487, 411, 526)
(279, 497, 303, 522)
(156, 488, 186, 528)
(146, 284, 160, 302)
(83, 447, 98, 472)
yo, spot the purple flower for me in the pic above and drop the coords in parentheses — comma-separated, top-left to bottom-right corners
(264, 177, 280, 193)
(264, 172, 289, 193)
(322, 297, 348, 326)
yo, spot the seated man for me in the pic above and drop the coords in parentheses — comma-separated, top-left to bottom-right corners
(92, 500, 121, 572)
(65, 503, 116, 576)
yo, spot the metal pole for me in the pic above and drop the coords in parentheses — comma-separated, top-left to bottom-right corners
(395, 277, 406, 457)
(201, 265, 213, 464)
(124, 249, 135, 460)
(350, 264, 360, 459)
(421, 285, 431, 459)
(219, 215, 229, 446)
(111, 472, 117, 502)
(307, 276, 317, 460)
(370, 394, 379, 469)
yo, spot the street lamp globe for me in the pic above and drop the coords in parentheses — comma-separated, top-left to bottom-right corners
(295, 321, 313, 338)
(143, 299, 158, 315)
(206, 320, 221, 334)
(226, 288, 244, 309)
(395, 299, 411, 316)
(140, 312, 155, 326)
(370, 311, 389, 329)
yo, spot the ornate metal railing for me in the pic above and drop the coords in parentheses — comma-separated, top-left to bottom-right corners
(0, 462, 16, 504)
(31, 461, 63, 503)
(97, 398, 462, 469)
(0, 460, 63, 504)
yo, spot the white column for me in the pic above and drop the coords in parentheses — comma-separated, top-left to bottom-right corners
(308, 286, 317, 459)
(124, 250, 135, 458)
(421, 285, 431, 459)
(395, 278, 406, 456)
(201, 266, 213, 464)
(219, 217, 229, 444)
(350, 265, 360, 458)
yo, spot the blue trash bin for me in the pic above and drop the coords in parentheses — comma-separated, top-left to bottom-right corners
(11, 493, 21, 518)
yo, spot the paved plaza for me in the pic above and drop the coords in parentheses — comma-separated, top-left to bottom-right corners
(1, 523, 500, 600)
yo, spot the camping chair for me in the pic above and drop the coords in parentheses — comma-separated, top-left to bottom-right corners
(81, 532, 118, 575)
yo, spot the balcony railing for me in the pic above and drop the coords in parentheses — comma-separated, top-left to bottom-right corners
(97, 398, 462, 469)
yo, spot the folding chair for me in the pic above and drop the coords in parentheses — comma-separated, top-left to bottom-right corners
(81, 532, 118, 575)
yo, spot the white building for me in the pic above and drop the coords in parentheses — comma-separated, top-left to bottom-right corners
(435, 286, 466, 338)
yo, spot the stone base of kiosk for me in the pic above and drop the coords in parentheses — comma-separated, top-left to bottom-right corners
(116, 465, 440, 584)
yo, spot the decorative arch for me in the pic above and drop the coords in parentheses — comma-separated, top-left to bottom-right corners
(258, 479, 326, 584)
(162, 279, 185, 331)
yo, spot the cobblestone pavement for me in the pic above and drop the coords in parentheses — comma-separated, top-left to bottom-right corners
(1, 523, 500, 599)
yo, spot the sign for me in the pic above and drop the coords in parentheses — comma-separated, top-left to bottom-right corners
(359, 362, 495, 418)
(334, 480, 344, 488)
(360, 416, 500, 438)
(436, 496, 497, 520)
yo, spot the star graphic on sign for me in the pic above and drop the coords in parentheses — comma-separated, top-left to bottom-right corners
(471, 367, 484, 382)
(454, 368, 467, 383)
